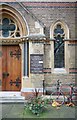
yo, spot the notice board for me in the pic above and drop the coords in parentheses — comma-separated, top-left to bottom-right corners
(30, 54, 43, 73)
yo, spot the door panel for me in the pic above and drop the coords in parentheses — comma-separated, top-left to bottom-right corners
(7, 46, 21, 91)
(1, 45, 21, 91)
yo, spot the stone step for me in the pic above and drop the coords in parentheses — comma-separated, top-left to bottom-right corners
(0, 100, 26, 103)
(0, 92, 21, 97)
(0, 92, 26, 103)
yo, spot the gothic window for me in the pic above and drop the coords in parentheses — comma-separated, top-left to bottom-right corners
(54, 24, 65, 68)
(0, 18, 20, 37)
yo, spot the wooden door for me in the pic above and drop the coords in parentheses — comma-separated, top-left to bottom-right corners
(0, 45, 21, 91)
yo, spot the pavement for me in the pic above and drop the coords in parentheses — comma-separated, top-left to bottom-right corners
(0, 103, 76, 119)
(0, 92, 76, 119)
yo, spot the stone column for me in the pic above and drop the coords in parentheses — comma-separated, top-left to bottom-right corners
(19, 43, 25, 90)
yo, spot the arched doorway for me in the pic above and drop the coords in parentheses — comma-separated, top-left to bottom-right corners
(0, 4, 28, 91)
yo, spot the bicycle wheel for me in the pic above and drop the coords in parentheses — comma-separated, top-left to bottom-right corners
(51, 91, 65, 105)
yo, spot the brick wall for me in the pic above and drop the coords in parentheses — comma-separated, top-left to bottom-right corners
(13, 2, 76, 87)
(6, 2, 76, 39)
(22, 2, 76, 39)
(1, 2, 76, 90)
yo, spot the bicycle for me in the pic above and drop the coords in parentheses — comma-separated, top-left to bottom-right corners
(51, 80, 66, 105)
(43, 79, 77, 105)
(67, 83, 77, 105)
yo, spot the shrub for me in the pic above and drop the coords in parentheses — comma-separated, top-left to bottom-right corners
(24, 88, 52, 116)
(25, 96, 47, 116)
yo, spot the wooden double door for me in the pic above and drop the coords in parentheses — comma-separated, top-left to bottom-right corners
(0, 45, 21, 91)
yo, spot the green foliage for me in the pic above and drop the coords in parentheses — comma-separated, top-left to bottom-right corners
(25, 96, 47, 116)
(24, 88, 53, 116)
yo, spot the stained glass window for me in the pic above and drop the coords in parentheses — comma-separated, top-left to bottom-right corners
(54, 24, 65, 68)
(0, 18, 20, 37)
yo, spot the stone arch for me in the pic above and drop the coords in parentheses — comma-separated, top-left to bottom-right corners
(50, 20, 69, 39)
(0, 3, 28, 38)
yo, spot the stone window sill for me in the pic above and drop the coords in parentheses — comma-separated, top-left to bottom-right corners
(53, 68, 67, 74)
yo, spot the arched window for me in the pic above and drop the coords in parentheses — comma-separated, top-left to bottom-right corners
(50, 20, 69, 72)
(53, 23, 65, 68)
(0, 18, 20, 37)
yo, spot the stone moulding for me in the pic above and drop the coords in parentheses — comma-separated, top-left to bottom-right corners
(0, 38, 23, 45)
(63, 39, 77, 41)
(21, 34, 48, 42)
(0, 37, 77, 45)
(0, 34, 49, 45)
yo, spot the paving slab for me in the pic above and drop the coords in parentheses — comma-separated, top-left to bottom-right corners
(0, 103, 76, 119)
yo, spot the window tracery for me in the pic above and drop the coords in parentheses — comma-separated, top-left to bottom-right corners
(54, 24, 65, 68)
(0, 18, 20, 38)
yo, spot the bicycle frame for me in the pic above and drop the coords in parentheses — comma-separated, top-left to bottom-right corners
(51, 80, 66, 104)
(68, 84, 75, 103)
